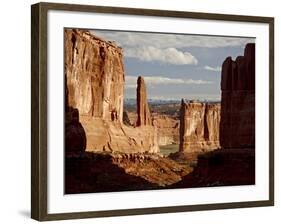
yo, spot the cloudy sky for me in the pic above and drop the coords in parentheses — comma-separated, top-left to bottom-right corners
(91, 30, 254, 101)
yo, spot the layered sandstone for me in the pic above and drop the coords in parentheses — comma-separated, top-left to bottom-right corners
(65, 29, 124, 122)
(220, 43, 255, 148)
(179, 100, 221, 152)
(152, 114, 179, 145)
(126, 111, 180, 146)
(65, 29, 159, 153)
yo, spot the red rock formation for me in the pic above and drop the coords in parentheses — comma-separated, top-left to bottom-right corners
(65, 29, 124, 122)
(153, 114, 179, 145)
(136, 76, 152, 126)
(126, 111, 180, 146)
(220, 43, 255, 148)
(179, 100, 221, 152)
(65, 29, 159, 153)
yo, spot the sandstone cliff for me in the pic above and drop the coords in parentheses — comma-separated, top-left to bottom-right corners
(65, 29, 124, 122)
(220, 43, 255, 148)
(65, 29, 159, 153)
(179, 100, 221, 152)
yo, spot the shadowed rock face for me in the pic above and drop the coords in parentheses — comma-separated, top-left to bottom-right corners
(172, 148, 255, 188)
(65, 151, 191, 193)
(179, 100, 221, 153)
(65, 107, 87, 152)
(220, 43, 255, 148)
(65, 29, 159, 153)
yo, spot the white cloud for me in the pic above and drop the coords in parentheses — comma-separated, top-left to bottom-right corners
(125, 46, 198, 65)
(204, 65, 222, 72)
(125, 84, 138, 89)
(92, 30, 255, 49)
(125, 75, 212, 88)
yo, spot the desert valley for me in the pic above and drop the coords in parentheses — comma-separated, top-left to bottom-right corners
(65, 29, 255, 194)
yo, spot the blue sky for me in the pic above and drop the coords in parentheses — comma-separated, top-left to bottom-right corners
(91, 30, 255, 101)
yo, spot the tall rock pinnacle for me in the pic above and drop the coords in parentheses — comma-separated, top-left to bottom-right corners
(136, 76, 152, 126)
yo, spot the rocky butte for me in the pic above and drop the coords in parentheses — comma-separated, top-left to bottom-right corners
(220, 43, 255, 149)
(179, 100, 221, 153)
(173, 43, 256, 188)
(64, 29, 159, 153)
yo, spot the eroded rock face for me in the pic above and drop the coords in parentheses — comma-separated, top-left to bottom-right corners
(136, 76, 152, 126)
(79, 117, 159, 153)
(152, 114, 179, 145)
(126, 112, 180, 146)
(220, 43, 255, 148)
(179, 100, 221, 152)
(65, 29, 159, 153)
(65, 29, 124, 122)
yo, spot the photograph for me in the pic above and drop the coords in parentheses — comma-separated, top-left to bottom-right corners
(64, 28, 255, 194)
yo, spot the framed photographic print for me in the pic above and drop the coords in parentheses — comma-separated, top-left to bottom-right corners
(31, 2, 274, 221)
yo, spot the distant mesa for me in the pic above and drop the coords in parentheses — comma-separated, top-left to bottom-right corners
(179, 99, 221, 153)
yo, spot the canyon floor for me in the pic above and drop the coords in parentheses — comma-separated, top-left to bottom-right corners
(65, 102, 255, 194)
(65, 148, 255, 194)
